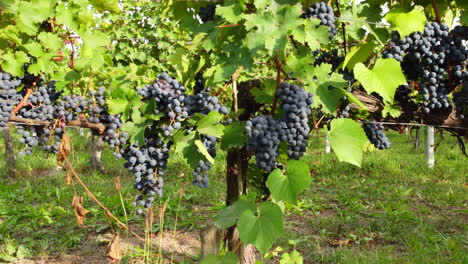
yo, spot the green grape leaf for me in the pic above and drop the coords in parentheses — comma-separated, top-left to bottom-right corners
(342, 42, 375, 71)
(16, 0, 52, 35)
(382, 104, 402, 118)
(280, 250, 303, 264)
(221, 121, 247, 150)
(121, 121, 151, 145)
(38, 32, 62, 51)
(0, 25, 22, 45)
(197, 111, 225, 138)
(244, 4, 302, 56)
(55, 3, 79, 31)
(328, 118, 367, 167)
(293, 18, 330, 50)
(80, 30, 110, 57)
(251, 79, 276, 104)
(89, 0, 121, 13)
(108, 98, 129, 115)
(1, 51, 29, 76)
(180, 138, 206, 168)
(24, 42, 45, 57)
(315, 72, 348, 114)
(385, 7, 427, 38)
(354, 58, 406, 104)
(266, 160, 310, 204)
(216, 2, 244, 23)
(27, 53, 55, 75)
(238, 202, 284, 255)
(214, 198, 256, 229)
(195, 139, 215, 164)
(254, 0, 276, 10)
(201, 252, 239, 264)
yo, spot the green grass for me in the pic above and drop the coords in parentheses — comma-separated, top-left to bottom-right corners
(0, 127, 466, 263)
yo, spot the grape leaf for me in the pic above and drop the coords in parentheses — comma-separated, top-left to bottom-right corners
(195, 139, 215, 164)
(266, 160, 310, 204)
(38, 32, 63, 51)
(221, 121, 247, 150)
(354, 58, 406, 104)
(16, 0, 51, 35)
(197, 111, 225, 138)
(251, 79, 276, 104)
(214, 198, 256, 229)
(328, 118, 367, 167)
(244, 4, 302, 56)
(89, 0, 121, 13)
(1, 51, 29, 76)
(24, 42, 45, 57)
(385, 7, 427, 38)
(280, 250, 303, 264)
(238, 202, 284, 255)
(292, 18, 330, 51)
(315, 73, 348, 114)
(108, 98, 128, 114)
(201, 252, 239, 264)
(216, 2, 244, 23)
(382, 104, 402, 118)
(342, 42, 375, 71)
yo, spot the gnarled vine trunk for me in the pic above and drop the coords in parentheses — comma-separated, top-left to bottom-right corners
(225, 79, 262, 264)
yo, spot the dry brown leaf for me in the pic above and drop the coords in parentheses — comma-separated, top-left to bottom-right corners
(65, 170, 73, 185)
(57, 133, 71, 163)
(178, 187, 184, 199)
(328, 238, 351, 247)
(115, 177, 121, 192)
(107, 234, 121, 263)
(72, 195, 91, 228)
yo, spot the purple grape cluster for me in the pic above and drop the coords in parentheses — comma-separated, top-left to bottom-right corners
(301, 1, 337, 39)
(383, 23, 467, 114)
(362, 121, 391, 150)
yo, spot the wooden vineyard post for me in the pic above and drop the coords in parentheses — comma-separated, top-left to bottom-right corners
(90, 135, 106, 173)
(3, 126, 16, 177)
(325, 132, 331, 153)
(413, 127, 420, 150)
(425, 126, 435, 168)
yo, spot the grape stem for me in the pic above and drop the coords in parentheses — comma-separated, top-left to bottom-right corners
(63, 156, 145, 241)
(431, 0, 441, 23)
(12, 87, 34, 114)
(334, 0, 347, 55)
(270, 55, 282, 115)
(218, 24, 241, 28)
(232, 66, 243, 120)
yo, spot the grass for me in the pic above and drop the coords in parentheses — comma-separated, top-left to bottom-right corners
(0, 127, 466, 263)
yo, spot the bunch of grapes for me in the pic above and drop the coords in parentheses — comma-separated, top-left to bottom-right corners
(362, 121, 391, 150)
(301, 1, 337, 38)
(198, 3, 216, 23)
(383, 23, 467, 114)
(183, 73, 228, 187)
(246, 115, 281, 171)
(138, 73, 189, 136)
(453, 81, 468, 119)
(246, 83, 313, 171)
(277, 82, 314, 159)
(18, 83, 58, 121)
(0, 72, 21, 130)
(17, 125, 37, 156)
(192, 135, 216, 188)
(124, 138, 171, 215)
(129, 72, 229, 212)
